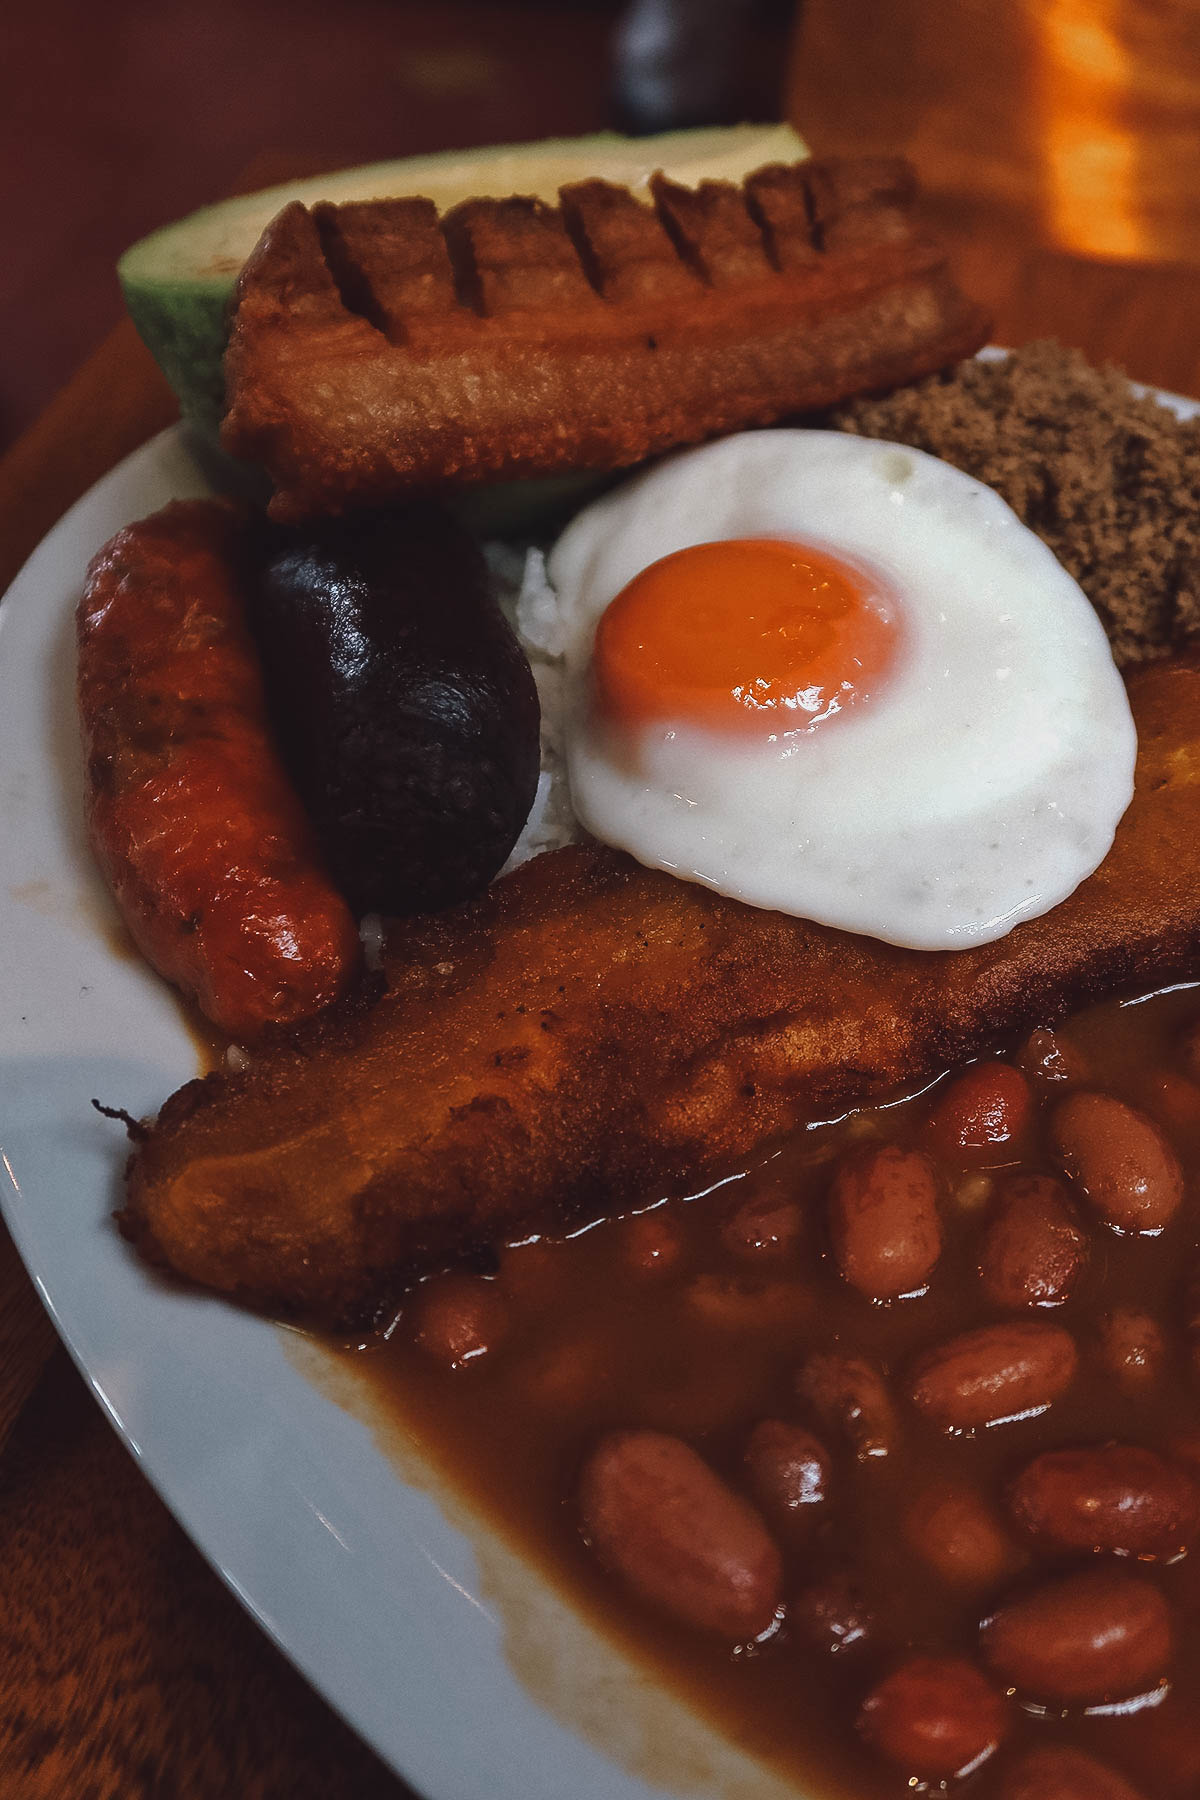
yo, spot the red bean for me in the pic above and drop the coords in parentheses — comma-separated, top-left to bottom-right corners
(926, 1061, 1032, 1163)
(790, 1571, 875, 1657)
(720, 1192, 803, 1261)
(977, 1174, 1088, 1309)
(796, 1353, 896, 1460)
(1097, 1308, 1167, 1396)
(858, 1655, 1009, 1780)
(909, 1322, 1078, 1431)
(998, 1746, 1148, 1800)
(1053, 1091, 1183, 1233)
(1144, 1069, 1200, 1137)
(1007, 1445, 1200, 1560)
(981, 1569, 1172, 1705)
(744, 1420, 831, 1532)
(904, 1481, 1020, 1588)
(685, 1273, 811, 1332)
(829, 1144, 941, 1300)
(1017, 1025, 1089, 1088)
(618, 1207, 685, 1278)
(410, 1275, 508, 1367)
(579, 1430, 782, 1640)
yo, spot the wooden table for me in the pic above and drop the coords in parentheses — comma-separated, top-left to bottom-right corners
(4, 89, 1200, 1797)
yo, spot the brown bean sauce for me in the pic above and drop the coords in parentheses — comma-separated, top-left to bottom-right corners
(337, 984, 1200, 1799)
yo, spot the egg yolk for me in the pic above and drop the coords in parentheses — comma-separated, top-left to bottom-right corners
(592, 538, 900, 735)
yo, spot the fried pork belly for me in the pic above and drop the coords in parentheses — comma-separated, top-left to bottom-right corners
(125, 654, 1200, 1325)
(221, 157, 988, 521)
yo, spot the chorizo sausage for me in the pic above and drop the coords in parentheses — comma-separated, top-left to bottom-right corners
(77, 499, 361, 1037)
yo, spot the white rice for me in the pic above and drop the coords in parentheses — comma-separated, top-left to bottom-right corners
(487, 542, 582, 871)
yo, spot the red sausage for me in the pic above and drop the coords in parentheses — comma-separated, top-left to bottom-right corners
(77, 500, 362, 1037)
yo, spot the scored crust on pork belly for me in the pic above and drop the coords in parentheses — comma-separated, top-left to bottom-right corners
(221, 156, 989, 520)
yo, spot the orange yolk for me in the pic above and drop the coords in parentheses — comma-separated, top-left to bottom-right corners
(592, 538, 900, 736)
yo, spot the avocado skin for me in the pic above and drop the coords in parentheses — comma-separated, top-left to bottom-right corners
(249, 508, 541, 917)
(120, 274, 229, 440)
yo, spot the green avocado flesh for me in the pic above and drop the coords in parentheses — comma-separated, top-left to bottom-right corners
(118, 123, 808, 522)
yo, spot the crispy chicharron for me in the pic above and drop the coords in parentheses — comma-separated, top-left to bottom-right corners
(126, 654, 1200, 1324)
(222, 157, 989, 520)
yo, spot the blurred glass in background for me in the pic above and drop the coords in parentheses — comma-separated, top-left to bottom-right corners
(612, 0, 791, 131)
(788, 0, 1200, 265)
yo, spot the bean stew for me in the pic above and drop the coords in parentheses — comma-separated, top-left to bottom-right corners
(339, 983, 1200, 1799)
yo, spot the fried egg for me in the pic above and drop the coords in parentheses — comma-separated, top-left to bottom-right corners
(545, 430, 1137, 951)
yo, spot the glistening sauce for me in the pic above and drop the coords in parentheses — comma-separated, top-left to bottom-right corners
(337, 985, 1200, 1800)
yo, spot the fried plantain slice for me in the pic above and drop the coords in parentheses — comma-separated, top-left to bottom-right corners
(125, 654, 1200, 1325)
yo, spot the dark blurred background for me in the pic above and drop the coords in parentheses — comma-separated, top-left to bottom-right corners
(1, 0, 794, 454)
(12, 0, 1200, 458)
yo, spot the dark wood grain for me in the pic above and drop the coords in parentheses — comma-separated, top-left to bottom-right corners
(5, 41, 1200, 1797)
(0, 1242, 56, 1460)
(0, 1355, 413, 1800)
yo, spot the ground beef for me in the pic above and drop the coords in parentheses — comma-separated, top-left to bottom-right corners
(829, 342, 1200, 667)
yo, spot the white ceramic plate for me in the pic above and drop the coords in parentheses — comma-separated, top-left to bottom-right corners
(0, 427, 813, 1800)
(5, 387, 1196, 1797)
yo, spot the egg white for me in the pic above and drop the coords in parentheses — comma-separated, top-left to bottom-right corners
(545, 430, 1137, 952)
